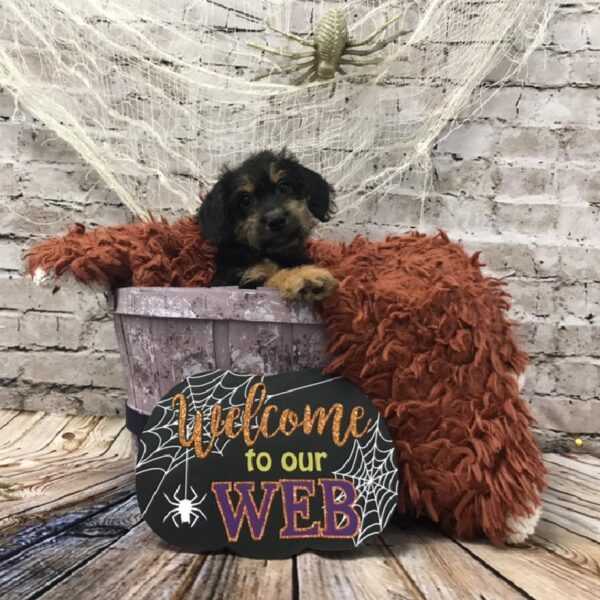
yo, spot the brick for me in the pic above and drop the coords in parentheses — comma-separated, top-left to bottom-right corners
(472, 88, 521, 121)
(496, 127, 559, 161)
(0, 123, 20, 160)
(507, 279, 557, 317)
(422, 195, 494, 234)
(435, 123, 497, 160)
(569, 51, 600, 86)
(517, 88, 600, 126)
(19, 312, 81, 349)
(557, 282, 600, 319)
(492, 164, 555, 196)
(556, 358, 600, 398)
(514, 319, 558, 355)
(556, 166, 600, 203)
(18, 124, 84, 164)
(0, 240, 24, 271)
(0, 349, 23, 379)
(556, 318, 600, 355)
(529, 395, 600, 434)
(494, 198, 558, 235)
(0, 276, 111, 320)
(476, 241, 560, 278)
(85, 320, 119, 352)
(561, 126, 600, 161)
(556, 204, 600, 242)
(21, 351, 124, 388)
(559, 245, 600, 280)
(549, 14, 591, 51)
(0, 163, 18, 196)
(433, 157, 495, 196)
(0, 312, 20, 347)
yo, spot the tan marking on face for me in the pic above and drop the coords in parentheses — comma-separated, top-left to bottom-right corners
(238, 175, 255, 193)
(240, 259, 281, 286)
(285, 199, 316, 235)
(269, 163, 286, 184)
(234, 212, 261, 249)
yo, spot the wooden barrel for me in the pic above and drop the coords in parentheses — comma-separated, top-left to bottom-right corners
(113, 287, 328, 424)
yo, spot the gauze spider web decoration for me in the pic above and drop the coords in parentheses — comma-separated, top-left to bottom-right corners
(0, 0, 557, 221)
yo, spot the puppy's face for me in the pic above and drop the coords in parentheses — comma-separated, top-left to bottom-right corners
(198, 150, 334, 257)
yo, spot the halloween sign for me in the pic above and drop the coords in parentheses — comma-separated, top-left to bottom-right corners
(135, 369, 398, 558)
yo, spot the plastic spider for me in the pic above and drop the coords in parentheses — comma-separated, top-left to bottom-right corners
(248, 9, 410, 85)
(163, 484, 207, 527)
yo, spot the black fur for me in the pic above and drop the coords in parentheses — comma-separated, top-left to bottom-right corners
(197, 149, 335, 286)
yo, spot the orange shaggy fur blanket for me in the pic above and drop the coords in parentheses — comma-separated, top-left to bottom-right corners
(26, 217, 545, 544)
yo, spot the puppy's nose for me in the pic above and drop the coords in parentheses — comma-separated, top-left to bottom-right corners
(265, 213, 287, 232)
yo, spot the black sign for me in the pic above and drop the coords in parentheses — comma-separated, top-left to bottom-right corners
(135, 369, 398, 558)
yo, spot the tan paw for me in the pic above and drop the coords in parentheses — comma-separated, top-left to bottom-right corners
(267, 266, 338, 301)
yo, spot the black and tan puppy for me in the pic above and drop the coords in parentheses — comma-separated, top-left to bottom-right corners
(198, 150, 338, 301)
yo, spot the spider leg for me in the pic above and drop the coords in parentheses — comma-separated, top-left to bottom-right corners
(162, 508, 176, 523)
(189, 486, 197, 502)
(247, 42, 314, 60)
(340, 57, 383, 66)
(163, 492, 178, 507)
(344, 29, 412, 56)
(251, 59, 315, 81)
(173, 484, 182, 502)
(347, 14, 404, 47)
(265, 20, 315, 47)
(336, 66, 348, 75)
(171, 513, 181, 528)
(292, 66, 317, 86)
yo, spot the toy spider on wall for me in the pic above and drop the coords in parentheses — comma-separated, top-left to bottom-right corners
(248, 9, 411, 85)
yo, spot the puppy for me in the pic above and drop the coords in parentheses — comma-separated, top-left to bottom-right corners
(198, 150, 338, 301)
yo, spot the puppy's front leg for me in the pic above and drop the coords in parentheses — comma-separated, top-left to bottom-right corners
(265, 265, 338, 301)
(240, 259, 281, 287)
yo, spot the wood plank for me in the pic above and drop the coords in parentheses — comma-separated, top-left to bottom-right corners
(0, 410, 19, 431)
(296, 543, 423, 600)
(0, 411, 46, 452)
(541, 455, 600, 542)
(532, 519, 600, 577)
(39, 519, 294, 600)
(456, 538, 600, 600)
(186, 553, 293, 600)
(0, 488, 134, 561)
(0, 419, 133, 528)
(0, 495, 140, 600)
(381, 518, 526, 599)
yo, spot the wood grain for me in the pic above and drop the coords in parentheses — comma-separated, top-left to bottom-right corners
(0, 495, 140, 600)
(296, 544, 423, 600)
(382, 518, 526, 599)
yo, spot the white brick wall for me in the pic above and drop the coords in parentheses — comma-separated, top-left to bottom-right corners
(0, 2, 598, 453)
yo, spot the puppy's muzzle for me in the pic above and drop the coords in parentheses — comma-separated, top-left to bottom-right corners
(264, 211, 288, 233)
(263, 209, 288, 233)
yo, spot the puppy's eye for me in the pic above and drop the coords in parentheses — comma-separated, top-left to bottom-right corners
(278, 181, 292, 194)
(238, 193, 253, 208)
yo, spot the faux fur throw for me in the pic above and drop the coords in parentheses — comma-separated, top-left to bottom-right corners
(26, 217, 546, 545)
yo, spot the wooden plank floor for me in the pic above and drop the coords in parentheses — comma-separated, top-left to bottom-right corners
(0, 409, 598, 600)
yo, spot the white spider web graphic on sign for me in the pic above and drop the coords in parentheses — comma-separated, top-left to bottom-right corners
(136, 370, 264, 516)
(333, 416, 398, 545)
(136, 370, 344, 518)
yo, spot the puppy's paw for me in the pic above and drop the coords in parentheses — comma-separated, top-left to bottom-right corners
(267, 266, 338, 301)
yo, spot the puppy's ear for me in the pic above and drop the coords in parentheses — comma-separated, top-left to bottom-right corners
(298, 165, 335, 222)
(198, 181, 227, 243)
